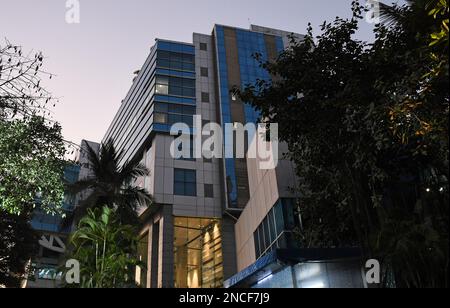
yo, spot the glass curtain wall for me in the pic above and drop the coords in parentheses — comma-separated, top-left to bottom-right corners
(174, 217, 223, 288)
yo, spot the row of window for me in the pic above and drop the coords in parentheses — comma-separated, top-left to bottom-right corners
(157, 60, 195, 72)
(174, 168, 214, 198)
(153, 102, 196, 127)
(154, 94, 196, 105)
(158, 50, 195, 63)
(156, 49, 211, 76)
(157, 41, 195, 54)
(157, 50, 195, 72)
(154, 102, 196, 114)
(154, 113, 194, 127)
(155, 75, 196, 98)
(253, 199, 299, 260)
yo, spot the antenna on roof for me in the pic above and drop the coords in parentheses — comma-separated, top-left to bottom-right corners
(248, 18, 251, 29)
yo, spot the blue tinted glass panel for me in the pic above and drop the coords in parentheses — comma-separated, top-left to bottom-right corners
(185, 170, 196, 183)
(184, 183, 197, 196)
(174, 169, 185, 181)
(174, 169, 197, 196)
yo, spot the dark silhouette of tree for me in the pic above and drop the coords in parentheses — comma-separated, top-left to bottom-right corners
(0, 207, 37, 288)
(238, 0, 448, 287)
(67, 139, 153, 226)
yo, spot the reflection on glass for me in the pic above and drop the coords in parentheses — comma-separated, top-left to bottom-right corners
(174, 217, 223, 288)
(136, 233, 149, 288)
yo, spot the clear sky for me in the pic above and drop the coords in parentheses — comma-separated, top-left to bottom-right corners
(1, 0, 378, 145)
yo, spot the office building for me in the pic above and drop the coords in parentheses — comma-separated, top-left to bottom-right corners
(102, 24, 365, 289)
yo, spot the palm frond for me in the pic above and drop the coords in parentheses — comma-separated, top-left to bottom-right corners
(379, 2, 408, 27)
(65, 177, 98, 194)
(119, 162, 150, 184)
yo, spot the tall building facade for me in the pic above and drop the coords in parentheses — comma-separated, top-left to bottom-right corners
(102, 24, 304, 288)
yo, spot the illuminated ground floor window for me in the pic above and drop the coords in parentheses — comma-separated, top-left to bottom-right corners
(174, 217, 223, 288)
(136, 232, 149, 288)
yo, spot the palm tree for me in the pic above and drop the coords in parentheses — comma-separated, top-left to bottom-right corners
(67, 139, 152, 226)
(66, 206, 142, 288)
(378, 0, 438, 32)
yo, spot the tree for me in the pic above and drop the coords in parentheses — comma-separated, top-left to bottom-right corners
(66, 206, 142, 288)
(67, 139, 152, 226)
(238, 0, 448, 287)
(0, 39, 55, 119)
(0, 207, 37, 288)
(0, 40, 66, 215)
(0, 116, 67, 215)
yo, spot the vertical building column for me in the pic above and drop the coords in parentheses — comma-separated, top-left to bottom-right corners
(222, 216, 238, 280)
(145, 223, 153, 288)
(150, 221, 160, 288)
(158, 204, 174, 288)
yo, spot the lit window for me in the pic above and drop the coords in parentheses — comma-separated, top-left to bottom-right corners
(154, 113, 167, 124)
(156, 84, 169, 95)
(155, 75, 196, 98)
(174, 217, 223, 288)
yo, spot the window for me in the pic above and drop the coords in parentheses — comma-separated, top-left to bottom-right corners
(154, 103, 169, 113)
(263, 218, 271, 249)
(254, 230, 261, 260)
(200, 43, 208, 51)
(274, 202, 284, 237)
(157, 51, 195, 72)
(174, 217, 223, 288)
(155, 76, 169, 95)
(204, 184, 214, 198)
(176, 136, 195, 161)
(136, 233, 149, 288)
(156, 84, 168, 95)
(200, 67, 209, 77)
(154, 103, 196, 127)
(253, 199, 299, 260)
(154, 113, 167, 124)
(201, 92, 210, 103)
(174, 169, 197, 196)
(155, 75, 196, 98)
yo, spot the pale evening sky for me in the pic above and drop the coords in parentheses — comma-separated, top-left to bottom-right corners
(1, 0, 382, 145)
